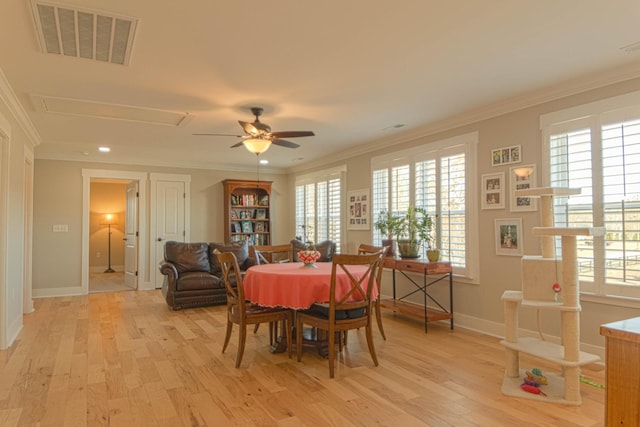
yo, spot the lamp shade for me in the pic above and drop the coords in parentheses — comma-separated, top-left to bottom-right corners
(243, 138, 271, 154)
(513, 166, 534, 178)
(101, 213, 118, 225)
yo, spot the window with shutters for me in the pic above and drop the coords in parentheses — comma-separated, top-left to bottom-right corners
(295, 166, 344, 250)
(371, 132, 479, 280)
(542, 91, 640, 299)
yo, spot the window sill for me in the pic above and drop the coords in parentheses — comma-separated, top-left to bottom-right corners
(580, 293, 640, 309)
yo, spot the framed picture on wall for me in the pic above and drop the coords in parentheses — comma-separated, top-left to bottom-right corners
(491, 145, 522, 166)
(347, 189, 370, 230)
(495, 218, 523, 256)
(481, 172, 505, 210)
(510, 164, 537, 212)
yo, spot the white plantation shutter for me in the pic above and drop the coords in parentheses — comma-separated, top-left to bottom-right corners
(295, 167, 344, 250)
(544, 93, 640, 299)
(372, 133, 478, 279)
(371, 169, 389, 243)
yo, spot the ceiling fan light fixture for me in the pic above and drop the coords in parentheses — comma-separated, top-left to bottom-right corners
(243, 138, 271, 154)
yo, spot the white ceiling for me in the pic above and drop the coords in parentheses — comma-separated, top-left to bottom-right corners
(2, 0, 640, 172)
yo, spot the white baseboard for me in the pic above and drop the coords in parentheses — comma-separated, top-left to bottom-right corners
(33, 286, 85, 298)
(378, 295, 607, 362)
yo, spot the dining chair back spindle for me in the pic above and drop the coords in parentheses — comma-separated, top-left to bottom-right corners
(357, 244, 389, 340)
(295, 252, 383, 378)
(251, 244, 293, 265)
(216, 251, 293, 368)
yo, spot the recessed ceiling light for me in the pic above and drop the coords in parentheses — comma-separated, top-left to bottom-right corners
(259, 159, 268, 165)
(98, 146, 110, 153)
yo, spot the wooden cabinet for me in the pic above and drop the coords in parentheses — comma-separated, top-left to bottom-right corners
(223, 179, 271, 245)
(600, 317, 640, 426)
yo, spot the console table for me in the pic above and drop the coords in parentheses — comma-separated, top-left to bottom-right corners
(379, 258, 453, 332)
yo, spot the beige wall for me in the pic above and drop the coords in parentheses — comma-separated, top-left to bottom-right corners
(32, 160, 290, 291)
(285, 77, 640, 353)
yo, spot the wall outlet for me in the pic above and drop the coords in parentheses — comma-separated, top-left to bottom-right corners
(96, 252, 101, 258)
(52, 224, 68, 232)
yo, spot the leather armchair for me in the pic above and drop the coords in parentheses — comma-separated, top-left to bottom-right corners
(290, 239, 337, 262)
(159, 240, 257, 310)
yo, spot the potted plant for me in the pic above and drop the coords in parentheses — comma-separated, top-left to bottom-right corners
(396, 206, 434, 258)
(374, 209, 402, 256)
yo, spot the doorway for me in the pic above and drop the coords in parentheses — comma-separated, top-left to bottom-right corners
(89, 179, 130, 293)
(82, 169, 148, 293)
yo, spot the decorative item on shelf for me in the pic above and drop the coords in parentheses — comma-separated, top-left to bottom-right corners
(297, 245, 321, 268)
(425, 214, 440, 262)
(396, 206, 434, 259)
(374, 209, 403, 257)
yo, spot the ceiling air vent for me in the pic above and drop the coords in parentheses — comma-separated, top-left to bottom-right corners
(30, 0, 138, 65)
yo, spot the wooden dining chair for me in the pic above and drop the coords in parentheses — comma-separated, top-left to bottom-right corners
(296, 252, 383, 378)
(216, 251, 293, 368)
(249, 243, 294, 340)
(357, 243, 389, 340)
(251, 244, 293, 265)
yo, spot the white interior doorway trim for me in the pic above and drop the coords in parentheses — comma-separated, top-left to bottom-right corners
(82, 169, 149, 292)
(23, 145, 34, 314)
(0, 112, 10, 349)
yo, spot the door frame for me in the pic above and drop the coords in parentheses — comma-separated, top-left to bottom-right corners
(82, 169, 149, 292)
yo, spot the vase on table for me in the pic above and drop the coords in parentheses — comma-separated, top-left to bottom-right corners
(298, 249, 321, 268)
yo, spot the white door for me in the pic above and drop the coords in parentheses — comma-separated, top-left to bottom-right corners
(154, 180, 186, 288)
(124, 181, 138, 289)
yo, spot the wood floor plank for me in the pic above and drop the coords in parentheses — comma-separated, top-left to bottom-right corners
(0, 290, 606, 426)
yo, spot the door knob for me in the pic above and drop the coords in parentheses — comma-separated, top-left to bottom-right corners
(157, 237, 163, 242)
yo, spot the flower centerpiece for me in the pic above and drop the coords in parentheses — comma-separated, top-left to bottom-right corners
(297, 245, 321, 268)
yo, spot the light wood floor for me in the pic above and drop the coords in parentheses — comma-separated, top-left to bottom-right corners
(0, 290, 605, 426)
(89, 272, 132, 294)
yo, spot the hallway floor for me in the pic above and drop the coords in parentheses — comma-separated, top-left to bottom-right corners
(89, 271, 133, 293)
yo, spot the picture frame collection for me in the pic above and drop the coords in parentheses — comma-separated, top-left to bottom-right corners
(485, 144, 536, 255)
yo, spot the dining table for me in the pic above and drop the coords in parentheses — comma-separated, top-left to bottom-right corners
(243, 261, 378, 354)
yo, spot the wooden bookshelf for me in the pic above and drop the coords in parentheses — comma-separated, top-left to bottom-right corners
(223, 179, 272, 245)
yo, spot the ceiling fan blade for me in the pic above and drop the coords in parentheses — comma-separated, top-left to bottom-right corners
(270, 130, 315, 138)
(272, 139, 300, 149)
(239, 120, 260, 136)
(193, 133, 244, 137)
(230, 141, 245, 148)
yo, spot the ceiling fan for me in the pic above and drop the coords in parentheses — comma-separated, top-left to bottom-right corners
(194, 107, 315, 154)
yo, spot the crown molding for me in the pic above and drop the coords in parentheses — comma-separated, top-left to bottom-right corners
(0, 68, 41, 149)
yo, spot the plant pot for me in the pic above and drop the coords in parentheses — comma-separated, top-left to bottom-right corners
(397, 239, 421, 258)
(426, 249, 441, 262)
(381, 239, 396, 257)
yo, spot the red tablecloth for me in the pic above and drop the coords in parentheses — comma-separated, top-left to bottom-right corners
(243, 262, 377, 309)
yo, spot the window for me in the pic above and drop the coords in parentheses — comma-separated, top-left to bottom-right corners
(372, 133, 479, 280)
(295, 166, 344, 250)
(542, 91, 640, 299)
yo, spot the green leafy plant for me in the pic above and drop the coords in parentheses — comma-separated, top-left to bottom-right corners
(395, 206, 436, 257)
(374, 209, 403, 239)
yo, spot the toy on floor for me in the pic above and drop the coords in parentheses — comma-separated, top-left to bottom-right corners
(520, 384, 547, 396)
(526, 368, 548, 385)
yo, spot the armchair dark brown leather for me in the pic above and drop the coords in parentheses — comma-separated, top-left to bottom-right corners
(290, 239, 337, 262)
(159, 240, 257, 310)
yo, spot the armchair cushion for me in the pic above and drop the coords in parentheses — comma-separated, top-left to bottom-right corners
(291, 239, 336, 262)
(209, 240, 250, 274)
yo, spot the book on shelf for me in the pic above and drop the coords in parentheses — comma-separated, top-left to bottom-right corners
(241, 221, 253, 233)
(255, 208, 266, 220)
(258, 195, 269, 206)
(231, 222, 241, 233)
